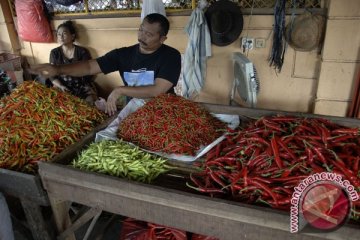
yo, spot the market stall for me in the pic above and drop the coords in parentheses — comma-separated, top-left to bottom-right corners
(38, 101, 360, 240)
(0, 81, 109, 240)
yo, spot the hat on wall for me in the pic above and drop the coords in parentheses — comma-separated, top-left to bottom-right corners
(205, 0, 244, 47)
(285, 13, 326, 51)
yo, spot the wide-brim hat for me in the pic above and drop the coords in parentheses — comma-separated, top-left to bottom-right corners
(205, 0, 244, 47)
(285, 13, 325, 51)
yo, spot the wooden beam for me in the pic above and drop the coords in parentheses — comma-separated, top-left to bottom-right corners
(39, 162, 359, 240)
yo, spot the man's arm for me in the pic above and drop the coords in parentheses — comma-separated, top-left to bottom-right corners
(105, 78, 173, 115)
(29, 59, 102, 78)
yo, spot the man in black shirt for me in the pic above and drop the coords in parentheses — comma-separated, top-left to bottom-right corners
(30, 13, 181, 116)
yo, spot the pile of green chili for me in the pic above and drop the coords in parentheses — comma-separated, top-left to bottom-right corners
(72, 140, 170, 183)
(0, 81, 106, 173)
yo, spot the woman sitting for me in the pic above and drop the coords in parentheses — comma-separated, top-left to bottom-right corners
(49, 20, 97, 105)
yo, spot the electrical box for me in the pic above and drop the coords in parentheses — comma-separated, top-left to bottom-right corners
(241, 37, 254, 50)
(255, 38, 266, 48)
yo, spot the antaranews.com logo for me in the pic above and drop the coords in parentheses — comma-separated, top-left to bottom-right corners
(290, 172, 359, 233)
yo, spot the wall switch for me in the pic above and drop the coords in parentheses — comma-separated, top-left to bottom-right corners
(241, 37, 254, 50)
(255, 38, 266, 48)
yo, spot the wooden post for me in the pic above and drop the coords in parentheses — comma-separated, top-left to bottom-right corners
(48, 197, 76, 240)
(20, 198, 54, 240)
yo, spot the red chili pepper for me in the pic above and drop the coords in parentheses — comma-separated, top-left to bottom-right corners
(312, 147, 327, 165)
(330, 134, 357, 143)
(267, 197, 291, 206)
(224, 146, 244, 157)
(248, 154, 267, 169)
(207, 156, 237, 165)
(186, 182, 225, 193)
(294, 124, 314, 135)
(252, 176, 272, 184)
(209, 170, 227, 188)
(270, 116, 299, 122)
(270, 136, 284, 169)
(215, 140, 223, 157)
(258, 166, 278, 176)
(353, 157, 359, 174)
(247, 136, 270, 146)
(244, 143, 258, 156)
(206, 149, 216, 161)
(331, 128, 359, 135)
(243, 167, 249, 187)
(248, 178, 279, 206)
(269, 175, 307, 182)
(277, 137, 297, 162)
(319, 124, 330, 147)
(263, 118, 285, 133)
(273, 186, 293, 195)
(305, 148, 314, 164)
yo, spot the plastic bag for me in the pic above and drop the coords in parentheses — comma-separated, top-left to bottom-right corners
(141, 0, 166, 20)
(15, 0, 53, 43)
(95, 97, 107, 112)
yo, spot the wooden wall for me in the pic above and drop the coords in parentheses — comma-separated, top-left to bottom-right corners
(1, 0, 359, 117)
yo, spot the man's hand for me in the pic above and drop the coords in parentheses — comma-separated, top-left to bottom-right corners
(29, 64, 59, 78)
(105, 87, 122, 116)
(51, 79, 69, 92)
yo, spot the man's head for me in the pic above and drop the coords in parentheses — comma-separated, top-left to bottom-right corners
(138, 13, 169, 54)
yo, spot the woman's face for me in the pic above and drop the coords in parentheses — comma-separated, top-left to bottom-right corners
(57, 26, 74, 45)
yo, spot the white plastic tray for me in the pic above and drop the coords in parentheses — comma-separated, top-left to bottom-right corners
(95, 98, 239, 162)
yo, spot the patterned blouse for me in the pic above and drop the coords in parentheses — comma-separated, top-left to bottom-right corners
(49, 45, 97, 101)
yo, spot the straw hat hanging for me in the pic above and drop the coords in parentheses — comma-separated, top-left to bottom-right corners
(285, 12, 326, 51)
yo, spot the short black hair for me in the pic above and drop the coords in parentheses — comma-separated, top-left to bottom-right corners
(57, 20, 77, 41)
(144, 13, 169, 36)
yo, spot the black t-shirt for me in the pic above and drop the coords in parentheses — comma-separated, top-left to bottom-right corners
(96, 44, 181, 93)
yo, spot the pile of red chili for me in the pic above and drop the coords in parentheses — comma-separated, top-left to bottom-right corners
(0, 81, 106, 173)
(188, 115, 360, 221)
(119, 218, 187, 240)
(117, 94, 226, 155)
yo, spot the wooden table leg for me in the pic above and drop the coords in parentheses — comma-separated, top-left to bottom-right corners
(48, 196, 76, 240)
(20, 198, 54, 240)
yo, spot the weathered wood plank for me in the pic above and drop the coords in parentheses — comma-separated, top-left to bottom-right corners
(49, 198, 76, 240)
(39, 162, 360, 240)
(203, 103, 360, 127)
(0, 169, 48, 204)
(20, 198, 54, 240)
(57, 206, 102, 240)
(38, 104, 360, 239)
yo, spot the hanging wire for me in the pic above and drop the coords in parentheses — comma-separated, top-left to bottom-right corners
(269, 0, 286, 73)
(243, 0, 255, 57)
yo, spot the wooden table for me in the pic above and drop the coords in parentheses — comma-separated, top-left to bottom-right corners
(0, 116, 115, 240)
(38, 104, 360, 240)
(0, 168, 53, 240)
